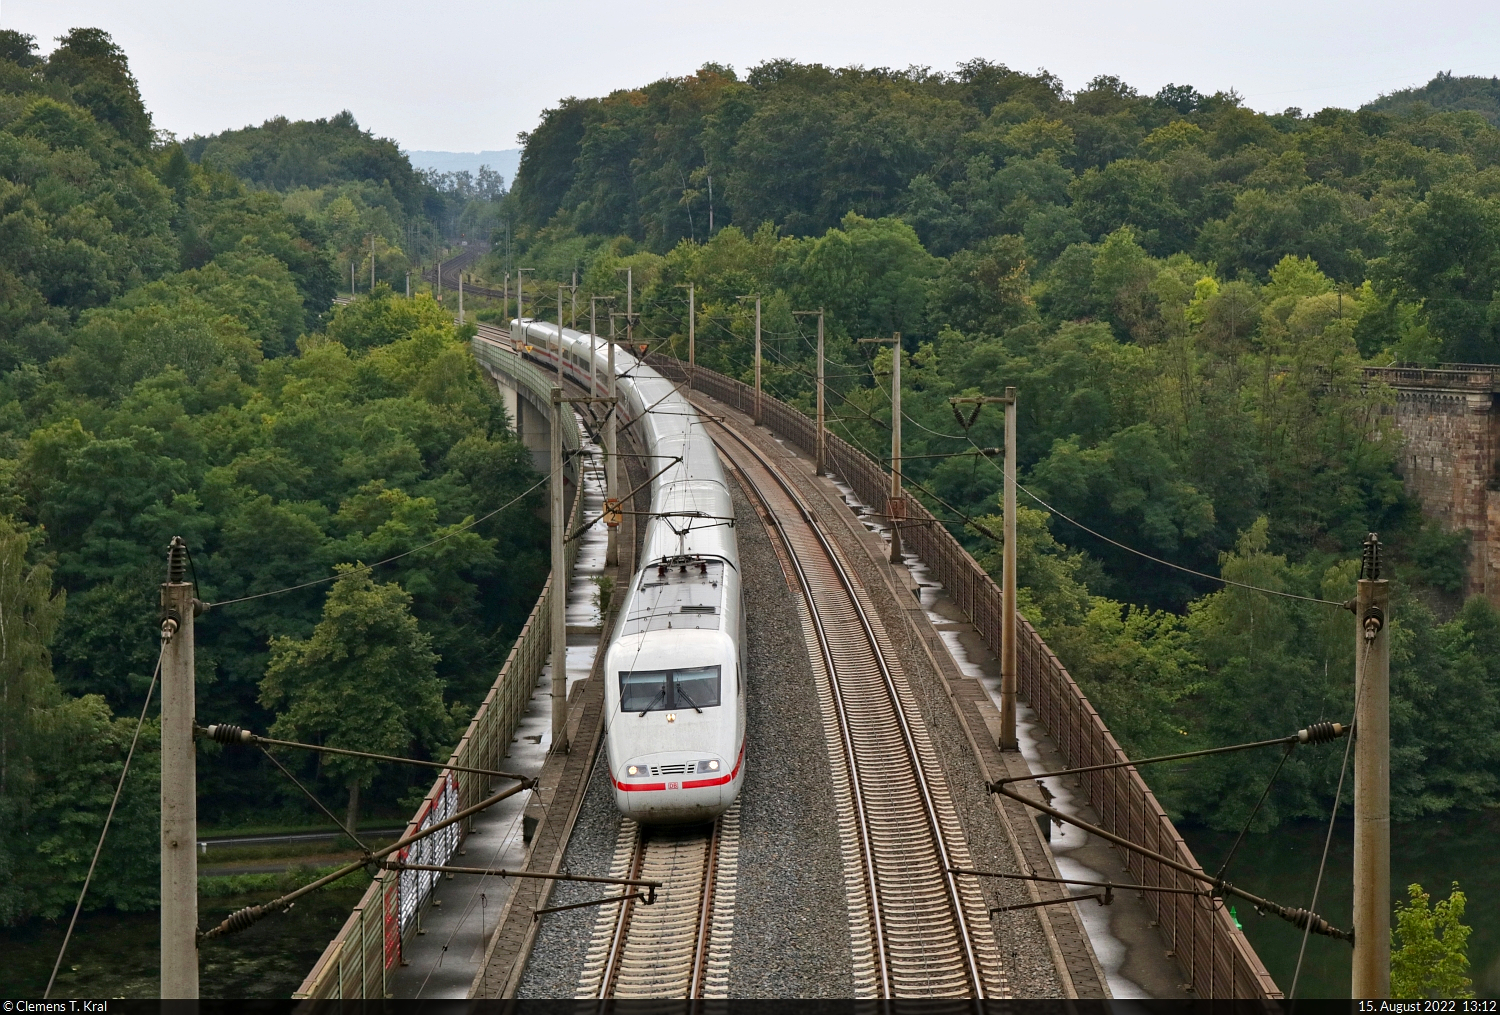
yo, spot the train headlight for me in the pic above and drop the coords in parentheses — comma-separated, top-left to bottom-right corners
(626, 765, 640, 777)
(706, 759, 720, 772)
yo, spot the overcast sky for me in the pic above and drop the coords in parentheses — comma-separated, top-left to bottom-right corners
(3, 0, 1497, 153)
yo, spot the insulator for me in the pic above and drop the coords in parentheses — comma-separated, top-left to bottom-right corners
(167, 536, 187, 584)
(1361, 532, 1381, 580)
(1298, 722, 1346, 744)
(1286, 907, 1320, 931)
(220, 904, 264, 936)
(206, 724, 251, 745)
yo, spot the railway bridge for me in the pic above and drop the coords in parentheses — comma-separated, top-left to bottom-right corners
(292, 300, 1281, 1000)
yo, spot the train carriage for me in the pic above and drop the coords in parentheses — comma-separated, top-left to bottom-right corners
(514, 319, 746, 823)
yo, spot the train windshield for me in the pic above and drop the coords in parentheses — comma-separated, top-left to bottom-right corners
(619, 666, 721, 713)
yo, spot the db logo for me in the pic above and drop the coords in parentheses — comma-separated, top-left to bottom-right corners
(667, 781, 680, 790)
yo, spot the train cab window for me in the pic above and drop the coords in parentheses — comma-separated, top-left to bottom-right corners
(619, 665, 721, 713)
(620, 669, 668, 713)
(673, 666, 721, 709)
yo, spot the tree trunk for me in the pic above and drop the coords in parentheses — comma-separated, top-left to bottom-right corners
(345, 778, 361, 836)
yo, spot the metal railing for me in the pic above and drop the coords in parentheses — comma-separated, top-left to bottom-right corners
(293, 341, 587, 1000)
(657, 358, 1282, 999)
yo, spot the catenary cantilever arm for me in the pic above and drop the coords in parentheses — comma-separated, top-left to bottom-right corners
(987, 721, 1353, 945)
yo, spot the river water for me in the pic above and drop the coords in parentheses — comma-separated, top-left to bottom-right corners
(1, 886, 366, 998)
(1183, 810, 1500, 998)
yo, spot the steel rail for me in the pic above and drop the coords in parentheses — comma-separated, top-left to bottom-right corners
(710, 416, 988, 997)
(596, 827, 647, 997)
(689, 818, 722, 997)
(714, 436, 891, 995)
(593, 819, 723, 998)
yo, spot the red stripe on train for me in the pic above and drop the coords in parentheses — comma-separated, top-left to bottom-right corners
(612, 741, 745, 792)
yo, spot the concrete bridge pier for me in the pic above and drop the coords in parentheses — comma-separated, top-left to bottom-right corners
(492, 372, 552, 475)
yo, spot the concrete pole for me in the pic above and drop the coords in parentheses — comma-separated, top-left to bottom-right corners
(160, 537, 198, 998)
(405, 271, 411, 299)
(688, 281, 695, 389)
(815, 309, 825, 476)
(606, 315, 619, 568)
(370, 235, 376, 290)
(1352, 535, 1390, 998)
(589, 298, 598, 395)
(556, 287, 566, 385)
(351, 262, 355, 297)
(550, 389, 569, 754)
(999, 388, 1019, 751)
(754, 297, 762, 426)
(434, 259, 441, 300)
(890, 335, 903, 564)
(458, 272, 464, 324)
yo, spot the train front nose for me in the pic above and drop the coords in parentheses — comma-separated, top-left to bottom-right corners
(612, 752, 737, 823)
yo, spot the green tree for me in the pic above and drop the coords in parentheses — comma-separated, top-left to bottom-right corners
(1380, 186, 1500, 362)
(41, 28, 152, 149)
(260, 567, 447, 831)
(1391, 882, 1474, 999)
(0, 523, 66, 801)
(0, 524, 158, 924)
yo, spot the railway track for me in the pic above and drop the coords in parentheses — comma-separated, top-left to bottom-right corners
(575, 805, 739, 998)
(710, 418, 1008, 998)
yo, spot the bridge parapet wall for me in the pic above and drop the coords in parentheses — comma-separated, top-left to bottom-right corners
(1363, 365, 1500, 599)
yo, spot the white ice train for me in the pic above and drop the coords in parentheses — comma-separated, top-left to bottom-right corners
(513, 319, 745, 824)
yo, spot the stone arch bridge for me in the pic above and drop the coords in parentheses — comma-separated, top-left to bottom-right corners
(1364, 364, 1500, 599)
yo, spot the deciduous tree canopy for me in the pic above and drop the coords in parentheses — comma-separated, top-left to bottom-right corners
(0, 32, 543, 924)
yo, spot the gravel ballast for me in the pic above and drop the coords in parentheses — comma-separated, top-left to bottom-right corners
(724, 474, 854, 998)
(513, 747, 619, 998)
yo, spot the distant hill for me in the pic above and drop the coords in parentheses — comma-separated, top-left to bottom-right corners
(184, 111, 430, 213)
(1364, 71, 1500, 125)
(407, 149, 521, 186)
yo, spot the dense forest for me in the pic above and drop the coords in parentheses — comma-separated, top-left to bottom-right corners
(0, 29, 539, 924)
(487, 62, 1500, 830)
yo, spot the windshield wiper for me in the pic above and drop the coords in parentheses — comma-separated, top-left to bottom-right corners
(638, 686, 666, 717)
(675, 685, 704, 714)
